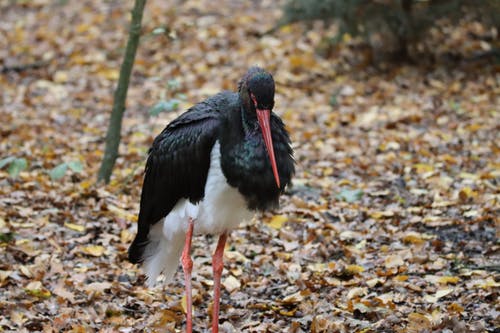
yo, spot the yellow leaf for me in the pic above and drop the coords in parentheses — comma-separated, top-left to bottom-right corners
(440, 154, 457, 164)
(459, 186, 477, 201)
(107, 204, 137, 222)
(465, 123, 483, 132)
(447, 303, 464, 313)
(81, 245, 105, 257)
(345, 264, 364, 274)
(402, 232, 425, 245)
(267, 215, 288, 229)
(288, 55, 303, 68)
(53, 71, 69, 83)
(25, 281, 51, 299)
(76, 23, 91, 33)
(279, 24, 292, 33)
(459, 172, 479, 180)
(313, 140, 324, 150)
(413, 163, 434, 174)
(432, 200, 455, 208)
(120, 229, 134, 244)
(279, 309, 297, 317)
(338, 179, 352, 186)
(98, 68, 119, 80)
(288, 54, 316, 70)
(370, 210, 395, 219)
(181, 294, 187, 314)
(342, 33, 352, 43)
(64, 222, 86, 232)
(394, 275, 409, 282)
(413, 163, 434, 173)
(437, 276, 459, 284)
(323, 167, 334, 176)
(79, 180, 92, 190)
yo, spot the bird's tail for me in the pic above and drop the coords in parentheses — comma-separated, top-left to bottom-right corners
(141, 221, 185, 287)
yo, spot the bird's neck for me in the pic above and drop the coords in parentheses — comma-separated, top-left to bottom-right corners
(239, 105, 255, 136)
(238, 96, 259, 137)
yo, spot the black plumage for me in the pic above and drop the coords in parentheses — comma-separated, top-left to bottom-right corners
(128, 67, 295, 332)
(128, 66, 294, 265)
(128, 96, 222, 263)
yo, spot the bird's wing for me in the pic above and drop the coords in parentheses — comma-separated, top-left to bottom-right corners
(129, 104, 221, 263)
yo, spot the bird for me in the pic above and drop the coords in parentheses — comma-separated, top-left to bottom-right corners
(128, 66, 294, 332)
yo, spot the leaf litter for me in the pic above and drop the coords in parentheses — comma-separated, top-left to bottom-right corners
(0, 0, 499, 332)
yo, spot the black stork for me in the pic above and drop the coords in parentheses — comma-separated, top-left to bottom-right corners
(128, 66, 294, 332)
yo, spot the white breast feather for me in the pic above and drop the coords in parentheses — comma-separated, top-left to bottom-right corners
(143, 141, 254, 286)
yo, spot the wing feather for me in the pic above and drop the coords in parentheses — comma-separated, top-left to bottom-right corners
(128, 107, 221, 263)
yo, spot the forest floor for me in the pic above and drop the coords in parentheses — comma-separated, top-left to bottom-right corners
(0, 0, 499, 332)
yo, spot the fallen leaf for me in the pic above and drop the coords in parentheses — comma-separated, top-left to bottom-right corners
(25, 281, 51, 299)
(64, 222, 86, 232)
(385, 254, 404, 268)
(347, 287, 367, 299)
(281, 291, 304, 304)
(407, 312, 432, 332)
(84, 281, 112, 294)
(370, 210, 395, 219)
(19, 265, 32, 278)
(81, 245, 105, 257)
(267, 214, 288, 229)
(222, 275, 241, 293)
(107, 204, 138, 222)
(447, 303, 464, 313)
(402, 232, 426, 245)
(53, 283, 76, 304)
(336, 188, 364, 203)
(425, 288, 453, 303)
(425, 275, 460, 285)
(345, 264, 365, 274)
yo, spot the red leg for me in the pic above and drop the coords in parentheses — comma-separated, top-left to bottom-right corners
(211, 232, 228, 333)
(181, 218, 195, 333)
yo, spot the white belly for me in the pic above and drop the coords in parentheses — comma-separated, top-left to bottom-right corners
(162, 141, 254, 237)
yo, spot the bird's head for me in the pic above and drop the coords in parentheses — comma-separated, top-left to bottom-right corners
(239, 67, 280, 188)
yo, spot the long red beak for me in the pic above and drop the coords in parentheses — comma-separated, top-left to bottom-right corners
(256, 109, 280, 188)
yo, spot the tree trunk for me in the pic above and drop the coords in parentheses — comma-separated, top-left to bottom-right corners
(97, 0, 147, 183)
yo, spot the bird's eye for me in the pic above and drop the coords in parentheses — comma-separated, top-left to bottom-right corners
(250, 93, 258, 108)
